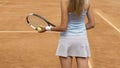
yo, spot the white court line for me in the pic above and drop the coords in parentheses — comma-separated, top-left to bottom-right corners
(95, 11, 120, 33)
(0, 31, 37, 33)
(0, 31, 59, 33)
(89, 61, 92, 68)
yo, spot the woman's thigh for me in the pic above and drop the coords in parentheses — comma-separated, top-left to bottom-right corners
(75, 57, 89, 68)
(59, 56, 73, 68)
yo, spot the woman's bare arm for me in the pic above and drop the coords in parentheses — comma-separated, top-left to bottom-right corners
(51, 0, 69, 32)
(86, 1, 95, 30)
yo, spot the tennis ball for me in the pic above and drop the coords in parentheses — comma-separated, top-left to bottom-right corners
(37, 26, 42, 31)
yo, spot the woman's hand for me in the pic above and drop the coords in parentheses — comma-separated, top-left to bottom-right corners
(38, 26, 46, 33)
(86, 22, 95, 30)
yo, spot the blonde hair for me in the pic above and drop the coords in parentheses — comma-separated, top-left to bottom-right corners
(68, 0, 85, 16)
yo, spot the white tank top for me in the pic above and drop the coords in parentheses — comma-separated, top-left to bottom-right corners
(60, 0, 89, 36)
(60, 10, 87, 36)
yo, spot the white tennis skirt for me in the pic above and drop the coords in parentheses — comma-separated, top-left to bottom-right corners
(56, 35, 91, 57)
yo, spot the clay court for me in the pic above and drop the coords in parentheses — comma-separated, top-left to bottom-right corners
(0, 0, 120, 68)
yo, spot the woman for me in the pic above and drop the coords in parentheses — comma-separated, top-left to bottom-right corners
(40, 0, 95, 68)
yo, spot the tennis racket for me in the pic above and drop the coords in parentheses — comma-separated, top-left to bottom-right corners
(26, 13, 56, 31)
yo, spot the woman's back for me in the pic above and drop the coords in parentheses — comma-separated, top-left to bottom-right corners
(61, 1, 87, 36)
(60, 9, 87, 36)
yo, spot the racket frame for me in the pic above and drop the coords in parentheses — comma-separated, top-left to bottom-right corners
(26, 13, 56, 30)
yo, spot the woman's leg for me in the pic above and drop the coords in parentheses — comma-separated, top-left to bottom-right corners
(75, 57, 89, 68)
(59, 56, 73, 68)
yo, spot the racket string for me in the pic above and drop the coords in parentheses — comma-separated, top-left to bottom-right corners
(28, 15, 48, 27)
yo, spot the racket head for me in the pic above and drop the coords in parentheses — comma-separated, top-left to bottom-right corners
(26, 13, 49, 30)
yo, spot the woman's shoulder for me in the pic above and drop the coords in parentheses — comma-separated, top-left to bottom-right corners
(84, 0, 91, 10)
(61, 0, 69, 5)
(61, 0, 69, 2)
(61, 0, 69, 9)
